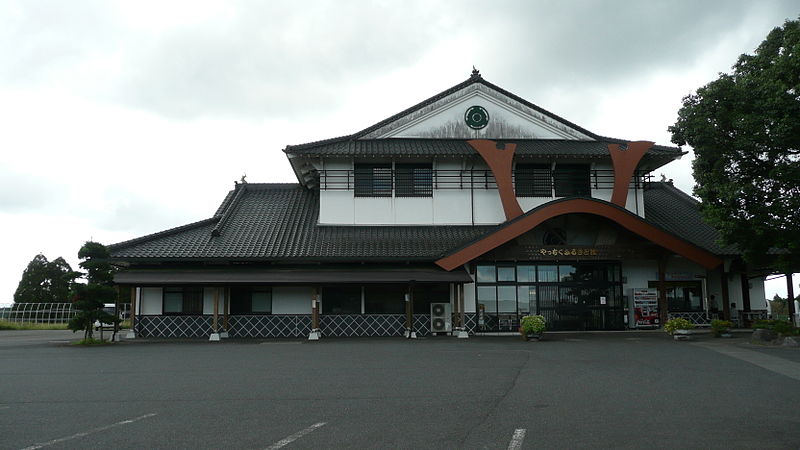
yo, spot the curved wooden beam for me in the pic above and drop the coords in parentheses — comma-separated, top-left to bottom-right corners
(467, 139, 524, 220)
(436, 198, 723, 271)
(608, 141, 653, 207)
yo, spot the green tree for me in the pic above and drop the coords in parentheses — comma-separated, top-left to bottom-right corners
(68, 242, 119, 340)
(13, 254, 80, 304)
(669, 17, 800, 270)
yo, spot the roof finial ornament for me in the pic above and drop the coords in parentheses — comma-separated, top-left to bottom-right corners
(240, 173, 247, 184)
(471, 66, 481, 79)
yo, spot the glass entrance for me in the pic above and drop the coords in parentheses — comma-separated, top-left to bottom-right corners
(476, 262, 624, 331)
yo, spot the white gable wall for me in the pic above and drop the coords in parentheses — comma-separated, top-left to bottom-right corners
(364, 83, 593, 141)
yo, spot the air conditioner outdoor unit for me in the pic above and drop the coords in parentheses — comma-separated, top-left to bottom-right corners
(430, 302, 452, 333)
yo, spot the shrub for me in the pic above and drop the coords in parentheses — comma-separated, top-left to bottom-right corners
(711, 319, 733, 336)
(664, 318, 695, 335)
(520, 315, 546, 335)
(752, 319, 796, 335)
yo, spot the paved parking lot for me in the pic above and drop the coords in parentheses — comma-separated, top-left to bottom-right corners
(1, 331, 799, 449)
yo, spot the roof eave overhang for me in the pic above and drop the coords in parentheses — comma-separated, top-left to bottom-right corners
(436, 197, 723, 271)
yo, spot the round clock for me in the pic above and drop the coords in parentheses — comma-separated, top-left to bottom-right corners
(464, 105, 489, 129)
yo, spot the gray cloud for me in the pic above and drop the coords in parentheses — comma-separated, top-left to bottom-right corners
(0, 1, 118, 85)
(3, 0, 796, 122)
(0, 167, 66, 213)
(467, 0, 798, 87)
(112, 1, 452, 119)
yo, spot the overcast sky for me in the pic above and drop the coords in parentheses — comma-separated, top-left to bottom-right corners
(1, 0, 798, 305)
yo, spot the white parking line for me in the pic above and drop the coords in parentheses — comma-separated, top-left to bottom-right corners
(266, 422, 327, 449)
(508, 428, 526, 450)
(19, 413, 157, 450)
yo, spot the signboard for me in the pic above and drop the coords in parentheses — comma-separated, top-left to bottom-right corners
(632, 288, 659, 328)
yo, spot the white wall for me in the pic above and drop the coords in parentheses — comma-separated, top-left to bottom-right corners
(395, 198, 433, 224)
(273, 286, 312, 314)
(319, 172, 647, 226)
(140, 287, 162, 315)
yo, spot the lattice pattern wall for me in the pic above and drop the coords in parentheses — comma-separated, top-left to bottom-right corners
(136, 313, 478, 338)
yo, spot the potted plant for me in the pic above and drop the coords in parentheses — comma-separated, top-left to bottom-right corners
(711, 319, 733, 337)
(520, 315, 546, 340)
(664, 317, 695, 340)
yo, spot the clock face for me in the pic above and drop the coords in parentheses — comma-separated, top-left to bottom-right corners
(464, 105, 489, 129)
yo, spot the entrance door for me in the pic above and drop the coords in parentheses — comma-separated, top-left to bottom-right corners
(476, 262, 624, 331)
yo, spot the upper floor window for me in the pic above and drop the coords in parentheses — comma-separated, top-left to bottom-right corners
(553, 164, 590, 197)
(395, 163, 433, 197)
(515, 164, 551, 197)
(354, 164, 392, 197)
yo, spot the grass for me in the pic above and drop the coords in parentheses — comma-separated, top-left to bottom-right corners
(0, 320, 69, 330)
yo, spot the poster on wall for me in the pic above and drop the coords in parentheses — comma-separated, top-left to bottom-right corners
(632, 288, 659, 328)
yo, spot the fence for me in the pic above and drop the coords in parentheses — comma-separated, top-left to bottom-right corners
(0, 303, 131, 324)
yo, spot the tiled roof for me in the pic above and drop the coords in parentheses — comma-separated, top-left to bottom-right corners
(643, 182, 737, 255)
(284, 138, 681, 161)
(283, 72, 684, 160)
(108, 183, 496, 261)
(109, 182, 736, 261)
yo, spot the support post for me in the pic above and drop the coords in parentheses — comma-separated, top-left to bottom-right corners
(220, 287, 229, 338)
(740, 273, 752, 327)
(405, 283, 416, 339)
(308, 287, 321, 340)
(786, 273, 796, 326)
(720, 267, 730, 322)
(657, 256, 668, 326)
(457, 283, 469, 339)
(126, 286, 137, 339)
(452, 283, 460, 330)
(113, 286, 121, 342)
(210, 287, 221, 341)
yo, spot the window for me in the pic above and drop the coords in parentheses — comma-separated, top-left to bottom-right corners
(515, 164, 551, 197)
(354, 164, 392, 197)
(364, 285, 405, 314)
(553, 164, 590, 197)
(648, 281, 703, 312)
(163, 287, 203, 315)
(230, 287, 272, 314)
(322, 286, 362, 314)
(395, 163, 433, 197)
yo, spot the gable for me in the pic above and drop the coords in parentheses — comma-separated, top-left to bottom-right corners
(360, 82, 594, 141)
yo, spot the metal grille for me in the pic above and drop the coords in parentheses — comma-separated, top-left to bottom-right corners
(320, 169, 651, 192)
(137, 315, 213, 338)
(515, 164, 551, 197)
(133, 312, 480, 338)
(320, 314, 403, 337)
(395, 164, 433, 197)
(229, 315, 311, 338)
(668, 311, 720, 327)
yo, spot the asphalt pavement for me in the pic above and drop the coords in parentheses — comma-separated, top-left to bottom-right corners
(0, 331, 798, 449)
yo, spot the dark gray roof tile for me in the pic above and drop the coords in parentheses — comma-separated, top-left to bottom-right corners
(109, 182, 737, 261)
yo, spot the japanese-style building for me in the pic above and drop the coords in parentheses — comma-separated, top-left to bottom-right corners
(109, 70, 768, 339)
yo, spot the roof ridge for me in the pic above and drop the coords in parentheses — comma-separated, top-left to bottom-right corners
(212, 183, 247, 237)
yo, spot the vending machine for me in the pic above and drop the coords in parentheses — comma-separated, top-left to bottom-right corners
(631, 288, 659, 329)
